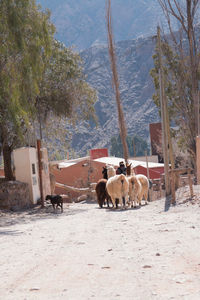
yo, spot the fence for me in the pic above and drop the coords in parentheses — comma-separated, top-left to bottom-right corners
(150, 168, 194, 202)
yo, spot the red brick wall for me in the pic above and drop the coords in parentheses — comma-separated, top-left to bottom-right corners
(90, 148, 108, 159)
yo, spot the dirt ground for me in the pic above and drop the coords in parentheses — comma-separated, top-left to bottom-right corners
(0, 186, 200, 300)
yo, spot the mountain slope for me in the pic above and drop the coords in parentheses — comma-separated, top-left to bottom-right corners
(37, 0, 164, 50)
(70, 36, 160, 155)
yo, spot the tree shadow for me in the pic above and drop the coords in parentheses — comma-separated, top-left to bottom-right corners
(175, 196, 197, 206)
(164, 195, 173, 212)
(0, 204, 88, 228)
(0, 229, 23, 236)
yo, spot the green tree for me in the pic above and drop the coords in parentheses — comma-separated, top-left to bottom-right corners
(29, 38, 97, 161)
(0, 1, 97, 179)
(35, 40, 97, 144)
(110, 135, 149, 158)
(0, 0, 54, 179)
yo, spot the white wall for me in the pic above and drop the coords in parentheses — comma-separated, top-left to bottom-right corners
(13, 147, 41, 204)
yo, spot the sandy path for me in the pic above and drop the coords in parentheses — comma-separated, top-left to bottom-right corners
(0, 192, 200, 300)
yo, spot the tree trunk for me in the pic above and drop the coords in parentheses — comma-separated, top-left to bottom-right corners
(2, 142, 14, 181)
(157, 26, 170, 196)
(187, 0, 199, 136)
(106, 0, 129, 165)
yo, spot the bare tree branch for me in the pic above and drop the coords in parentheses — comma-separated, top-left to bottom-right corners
(158, 0, 200, 140)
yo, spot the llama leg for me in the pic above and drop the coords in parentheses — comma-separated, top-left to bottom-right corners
(106, 197, 110, 208)
(119, 197, 123, 208)
(133, 195, 137, 208)
(138, 193, 142, 206)
(99, 195, 103, 208)
(128, 196, 132, 208)
(111, 197, 116, 208)
(144, 191, 148, 205)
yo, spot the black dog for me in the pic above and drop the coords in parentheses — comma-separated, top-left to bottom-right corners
(45, 195, 63, 212)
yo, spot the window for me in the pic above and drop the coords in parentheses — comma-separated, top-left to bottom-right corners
(32, 163, 36, 174)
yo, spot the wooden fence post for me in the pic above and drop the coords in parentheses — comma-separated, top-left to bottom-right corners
(188, 168, 194, 198)
(171, 169, 176, 204)
(196, 136, 200, 184)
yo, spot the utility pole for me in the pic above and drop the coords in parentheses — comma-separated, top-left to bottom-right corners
(157, 26, 170, 196)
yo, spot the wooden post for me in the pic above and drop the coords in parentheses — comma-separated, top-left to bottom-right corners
(145, 150, 150, 180)
(196, 136, 200, 184)
(145, 150, 151, 202)
(166, 98, 175, 170)
(165, 79, 175, 203)
(37, 139, 44, 208)
(198, 89, 200, 136)
(157, 26, 170, 196)
(171, 170, 176, 204)
(188, 168, 193, 198)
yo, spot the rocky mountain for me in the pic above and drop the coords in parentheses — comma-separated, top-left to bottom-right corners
(36, 0, 161, 156)
(70, 36, 160, 155)
(37, 0, 165, 50)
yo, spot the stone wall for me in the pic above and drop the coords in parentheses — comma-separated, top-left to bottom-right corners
(0, 181, 31, 211)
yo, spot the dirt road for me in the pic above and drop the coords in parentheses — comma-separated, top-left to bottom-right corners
(0, 190, 200, 300)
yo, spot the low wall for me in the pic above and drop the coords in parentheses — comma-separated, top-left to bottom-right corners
(0, 181, 31, 211)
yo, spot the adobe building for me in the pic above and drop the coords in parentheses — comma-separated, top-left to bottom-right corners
(53, 156, 106, 197)
(52, 149, 164, 198)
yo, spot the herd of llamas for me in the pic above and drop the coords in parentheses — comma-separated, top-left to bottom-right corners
(95, 165, 150, 209)
(49, 162, 150, 211)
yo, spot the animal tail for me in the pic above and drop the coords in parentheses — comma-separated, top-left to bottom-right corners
(120, 175, 125, 197)
(121, 178, 127, 206)
(120, 176, 124, 191)
(131, 178, 135, 187)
